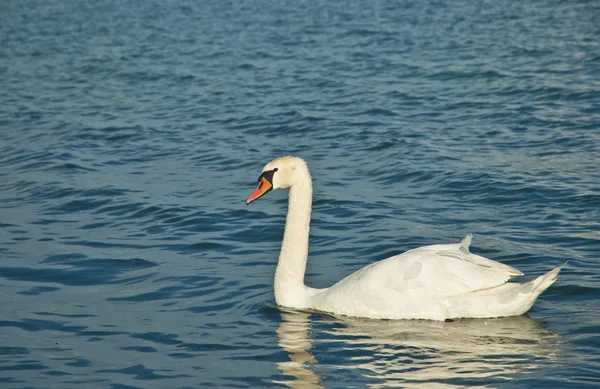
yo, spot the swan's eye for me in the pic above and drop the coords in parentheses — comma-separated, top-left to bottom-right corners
(274, 168, 278, 172)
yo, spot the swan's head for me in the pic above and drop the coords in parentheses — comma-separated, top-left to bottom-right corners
(246, 156, 309, 205)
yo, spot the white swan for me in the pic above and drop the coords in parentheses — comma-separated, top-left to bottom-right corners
(247, 156, 564, 320)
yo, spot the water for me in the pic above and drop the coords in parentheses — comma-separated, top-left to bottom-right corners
(1, 0, 599, 387)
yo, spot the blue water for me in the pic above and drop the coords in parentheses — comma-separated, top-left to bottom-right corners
(1, 0, 599, 387)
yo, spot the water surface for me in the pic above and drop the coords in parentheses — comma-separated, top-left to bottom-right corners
(1, 0, 599, 388)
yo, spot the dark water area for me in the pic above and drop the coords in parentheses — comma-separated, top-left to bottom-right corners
(1, 0, 599, 387)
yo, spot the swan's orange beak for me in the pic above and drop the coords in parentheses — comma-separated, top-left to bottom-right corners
(246, 177, 272, 205)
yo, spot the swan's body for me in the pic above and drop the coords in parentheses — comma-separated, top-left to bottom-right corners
(247, 156, 563, 321)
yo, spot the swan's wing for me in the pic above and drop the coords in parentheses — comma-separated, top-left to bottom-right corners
(437, 234, 523, 277)
(330, 235, 523, 298)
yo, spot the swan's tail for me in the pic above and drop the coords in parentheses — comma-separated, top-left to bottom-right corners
(529, 262, 566, 294)
(504, 262, 566, 316)
(447, 262, 566, 319)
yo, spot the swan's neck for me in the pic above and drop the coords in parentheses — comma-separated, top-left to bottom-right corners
(274, 173, 313, 308)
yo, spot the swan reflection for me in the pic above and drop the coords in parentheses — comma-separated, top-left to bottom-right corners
(275, 309, 558, 388)
(275, 310, 324, 389)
